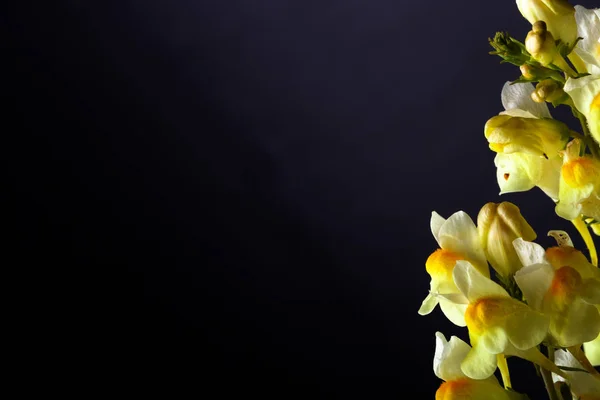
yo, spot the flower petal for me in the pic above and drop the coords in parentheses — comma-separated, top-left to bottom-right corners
(573, 5, 600, 70)
(549, 297, 600, 347)
(431, 211, 446, 247)
(514, 262, 554, 310)
(418, 292, 438, 315)
(479, 325, 509, 354)
(439, 297, 468, 327)
(494, 153, 539, 195)
(504, 306, 549, 350)
(461, 342, 498, 380)
(580, 278, 600, 304)
(453, 260, 510, 303)
(513, 238, 548, 267)
(433, 332, 472, 381)
(501, 81, 551, 119)
(438, 212, 488, 274)
(584, 331, 600, 366)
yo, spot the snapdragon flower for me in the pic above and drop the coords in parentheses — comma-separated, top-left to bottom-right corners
(419, 212, 489, 326)
(513, 237, 600, 348)
(448, 261, 564, 380)
(555, 139, 600, 221)
(433, 332, 526, 400)
(490, 82, 563, 200)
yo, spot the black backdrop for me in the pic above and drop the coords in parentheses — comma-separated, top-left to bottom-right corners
(7, 0, 598, 397)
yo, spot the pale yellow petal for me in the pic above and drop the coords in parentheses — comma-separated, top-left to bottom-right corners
(431, 211, 446, 247)
(434, 332, 472, 381)
(419, 292, 438, 315)
(514, 262, 554, 310)
(513, 238, 548, 267)
(439, 297, 468, 327)
(461, 343, 498, 380)
(453, 261, 510, 303)
(584, 331, 600, 366)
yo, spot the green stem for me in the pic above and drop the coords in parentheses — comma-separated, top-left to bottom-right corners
(541, 346, 559, 400)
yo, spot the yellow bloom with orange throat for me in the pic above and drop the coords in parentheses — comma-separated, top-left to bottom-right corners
(555, 139, 600, 221)
(446, 261, 565, 380)
(493, 82, 562, 201)
(513, 236, 600, 348)
(418, 211, 489, 327)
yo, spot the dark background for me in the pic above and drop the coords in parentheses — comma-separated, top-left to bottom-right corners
(7, 0, 597, 397)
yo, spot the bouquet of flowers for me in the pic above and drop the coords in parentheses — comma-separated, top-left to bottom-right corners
(418, 1, 600, 399)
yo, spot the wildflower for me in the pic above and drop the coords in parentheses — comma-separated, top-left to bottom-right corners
(513, 237, 600, 348)
(492, 82, 562, 200)
(555, 139, 600, 221)
(419, 211, 489, 326)
(484, 112, 569, 158)
(447, 261, 563, 380)
(433, 332, 526, 400)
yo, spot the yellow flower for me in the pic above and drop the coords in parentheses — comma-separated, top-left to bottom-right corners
(484, 114, 569, 158)
(545, 231, 600, 282)
(419, 211, 489, 326)
(555, 139, 600, 221)
(433, 332, 525, 400)
(493, 82, 562, 200)
(552, 349, 600, 399)
(513, 238, 600, 347)
(516, 0, 577, 46)
(447, 261, 563, 380)
(477, 202, 536, 278)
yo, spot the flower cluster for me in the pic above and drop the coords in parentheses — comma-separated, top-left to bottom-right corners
(421, 1, 600, 399)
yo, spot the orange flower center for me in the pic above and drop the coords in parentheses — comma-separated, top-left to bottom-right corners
(561, 157, 598, 188)
(436, 379, 471, 400)
(548, 266, 581, 300)
(426, 249, 463, 280)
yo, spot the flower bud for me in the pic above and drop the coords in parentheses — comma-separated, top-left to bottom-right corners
(484, 114, 569, 158)
(525, 22, 560, 66)
(477, 202, 537, 277)
(520, 64, 564, 81)
(516, 0, 577, 45)
(531, 79, 567, 103)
